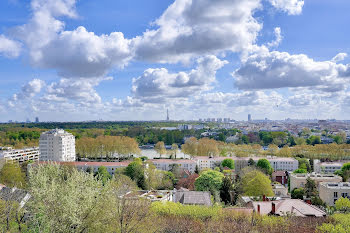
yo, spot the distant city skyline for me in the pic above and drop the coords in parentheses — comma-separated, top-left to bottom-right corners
(0, 1, 350, 121)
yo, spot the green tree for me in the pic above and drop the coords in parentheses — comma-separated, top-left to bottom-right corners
(256, 159, 273, 175)
(155, 141, 166, 157)
(96, 166, 112, 184)
(221, 158, 234, 169)
(242, 170, 274, 196)
(248, 158, 255, 167)
(339, 163, 350, 181)
(291, 188, 305, 199)
(171, 143, 179, 159)
(304, 177, 317, 198)
(220, 176, 234, 205)
(124, 160, 146, 189)
(0, 162, 26, 188)
(293, 168, 307, 174)
(335, 197, 350, 213)
(194, 170, 224, 195)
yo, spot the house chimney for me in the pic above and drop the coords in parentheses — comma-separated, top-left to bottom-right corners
(271, 202, 276, 214)
(263, 195, 266, 201)
(257, 204, 260, 214)
(305, 199, 312, 205)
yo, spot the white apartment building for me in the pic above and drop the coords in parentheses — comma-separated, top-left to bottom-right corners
(0, 147, 40, 164)
(35, 161, 130, 176)
(314, 160, 343, 174)
(268, 157, 299, 172)
(150, 159, 196, 173)
(290, 173, 343, 192)
(193, 157, 228, 170)
(234, 156, 298, 173)
(39, 129, 76, 162)
(319, 182, 350, 206)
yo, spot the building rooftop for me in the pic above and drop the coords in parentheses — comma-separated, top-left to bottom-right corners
(173, 190, 212, 206)
(320, 182, 350, 189)
(42, 129, 72, 135)
(252, 199, 326, 217)
(291, 173, 342, 179)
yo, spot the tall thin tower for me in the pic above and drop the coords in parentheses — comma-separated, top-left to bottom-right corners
(166, 109, 169, 121)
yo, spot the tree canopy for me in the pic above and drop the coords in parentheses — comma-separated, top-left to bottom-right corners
(242, 169, 274, 197)
(194, 170, 224, 194)
(221, 158, 235, 169)
(0, 162, 26, 188)
(256, 159, 273, 175)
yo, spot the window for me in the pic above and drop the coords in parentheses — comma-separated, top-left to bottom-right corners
(342, 193, 348, 198)
(334, 192, 338, 198)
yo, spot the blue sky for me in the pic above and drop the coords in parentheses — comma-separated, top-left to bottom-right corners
(0, 0, 350, 122)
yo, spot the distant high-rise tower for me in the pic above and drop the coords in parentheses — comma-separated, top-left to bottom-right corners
(166, 109, 169, 121)
(248, 114, 252, 121)
(35, 117, 39, 123)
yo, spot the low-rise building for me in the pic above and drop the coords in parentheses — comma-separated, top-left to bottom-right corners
(250, 199, 326, 217)
(290, 173, 343, 192)
(151, 159, 196, 173)
(314, 160, 343, 174)
(0, 147, 40, 164)
(319, 182, 350, 206)
(173, 189, 212, 206)
(272, 183, 288, 197)
(33, 161, 130, 176)
(123, 190, 173, 202)
(272, 171, 288, 185)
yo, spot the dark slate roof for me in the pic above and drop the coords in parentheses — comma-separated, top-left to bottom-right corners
(0, 187, 29, 203)
(174, 190, 212, 206)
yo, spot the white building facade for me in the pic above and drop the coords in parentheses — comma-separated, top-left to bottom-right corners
(290, 173, 343, 192)
(39, 129, 76, 162)
(0, 147, 40, 164)
(319, 182, 350, 206)
(314, 160, 343, 174)
(151, 159, 196, 173)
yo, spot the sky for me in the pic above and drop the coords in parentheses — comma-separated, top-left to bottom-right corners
(0, 0, 350, 122)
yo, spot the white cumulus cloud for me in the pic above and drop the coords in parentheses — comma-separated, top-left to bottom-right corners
(268, 0, 304, 15)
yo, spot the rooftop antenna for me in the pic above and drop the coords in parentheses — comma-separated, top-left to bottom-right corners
(167, 109, 169, 121)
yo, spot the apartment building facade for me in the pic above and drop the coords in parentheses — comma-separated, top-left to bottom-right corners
(314, 160, 343, 174)
(319, 182, 350, 206)
(193, 157, 228, 170)
(290, 173, 343, 192)
(150, 159, 196, 173)
(234, 156, 298, 173)
(39, 129, 76, 162)
(0, 147, 40, 164)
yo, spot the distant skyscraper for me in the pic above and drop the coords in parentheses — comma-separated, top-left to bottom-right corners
(166, 109, 169, 121)
(35, 117, 39, 123)
(248, 114, 252, 121)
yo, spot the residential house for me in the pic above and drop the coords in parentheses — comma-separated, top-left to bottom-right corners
(272, 171, 288, 185)
(250, 199, 326, 217)
(173, 189, 212, 206)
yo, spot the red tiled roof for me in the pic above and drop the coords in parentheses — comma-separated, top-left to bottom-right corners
(37, 161, 131, 167)
(272, 171, 287, 176)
